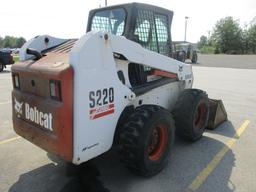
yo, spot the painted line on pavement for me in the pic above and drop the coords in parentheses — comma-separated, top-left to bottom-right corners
(187, 120, 250, 192)
(0, 101, 11, 105)
(0, 136, 21, 145)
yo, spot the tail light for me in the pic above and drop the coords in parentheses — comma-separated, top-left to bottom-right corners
(49, 80, 62, 101)
(12, 73, 20, 89)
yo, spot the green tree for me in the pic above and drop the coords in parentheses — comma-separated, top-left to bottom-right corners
(16, 37, 26, 48)
(211, 17, 243, 54)
(1, 36, 26, 48)
(241, 26, 250, 54)
(248, 24, 256, 53)
(3, 36, 16, 48)
(0, 36, 3, 48)
(197, 35, 207, 49)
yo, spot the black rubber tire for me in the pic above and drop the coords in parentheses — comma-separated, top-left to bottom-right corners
(191, 52, 198, 63)
(177, 51, 186, 62)
(118, 105, 175, 177)
(0, 62, 4, 72)
(173, 89, 209, 141)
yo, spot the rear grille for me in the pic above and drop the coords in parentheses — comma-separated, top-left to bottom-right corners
(45, 39, 78, 54)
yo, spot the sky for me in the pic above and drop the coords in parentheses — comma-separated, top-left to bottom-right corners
(1, 0, 256, 43)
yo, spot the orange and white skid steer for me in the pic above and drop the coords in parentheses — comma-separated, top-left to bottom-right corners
(12, 3, 227, 176)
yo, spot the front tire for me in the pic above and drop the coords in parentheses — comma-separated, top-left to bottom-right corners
(118, 105, 175, 177)
(173, 89, 209, 141)
(177, 51, 186, 62)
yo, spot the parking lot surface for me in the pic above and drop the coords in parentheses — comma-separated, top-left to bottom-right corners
(196, 54, 256, 69)
(0, 54, 256, 192)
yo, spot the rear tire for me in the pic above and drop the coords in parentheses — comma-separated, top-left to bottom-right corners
(191, 52, 198, 63)
(173, 89, 209, 141)
(118, 105, 175, 177)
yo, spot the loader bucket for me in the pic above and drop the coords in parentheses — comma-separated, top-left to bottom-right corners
(207, 99, 228, 130)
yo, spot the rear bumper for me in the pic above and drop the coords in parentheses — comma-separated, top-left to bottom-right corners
(12, 90, 73, 161)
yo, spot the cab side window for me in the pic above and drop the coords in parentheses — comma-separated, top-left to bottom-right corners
(134, 10, 170, 56)
(155, 14, 169, 56)
(134, 10, 158, 53)
(128, 10, 170, 87)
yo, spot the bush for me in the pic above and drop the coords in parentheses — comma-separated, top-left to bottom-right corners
(13, 54, 19, 63)
(199, 45, 215, 54)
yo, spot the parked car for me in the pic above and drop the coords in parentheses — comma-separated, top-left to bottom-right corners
(0, 49, 14, 72)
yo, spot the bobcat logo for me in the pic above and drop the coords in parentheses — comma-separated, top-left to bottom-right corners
(14, 98, 23, 117)
(178, 65, 183, 72)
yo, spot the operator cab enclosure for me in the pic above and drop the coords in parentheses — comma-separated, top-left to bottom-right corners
(87, 3, 174, 57)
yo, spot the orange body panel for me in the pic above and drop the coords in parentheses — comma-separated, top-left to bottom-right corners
(12, 53, 74, 161)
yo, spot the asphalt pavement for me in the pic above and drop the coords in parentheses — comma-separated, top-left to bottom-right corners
(195, 53, 256, 69)
(0, 55, 256, 192)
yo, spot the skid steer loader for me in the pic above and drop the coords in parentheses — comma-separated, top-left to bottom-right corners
(11, 3, 227, 176)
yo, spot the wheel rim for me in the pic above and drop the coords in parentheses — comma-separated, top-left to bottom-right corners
(148, 124, 168, 161)
(194, 103, 207, 129)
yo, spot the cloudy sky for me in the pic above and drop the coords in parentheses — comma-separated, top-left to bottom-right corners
(1, 0, 256, 42)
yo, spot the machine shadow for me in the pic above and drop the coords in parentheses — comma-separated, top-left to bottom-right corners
(205, 120, 237, 138)
(0, 70, 11, 74)
(9, 122, 236, 192)
(8, 162, 68, 192)
(93, 124, 236, 192)
(8, 155, 110, 192)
